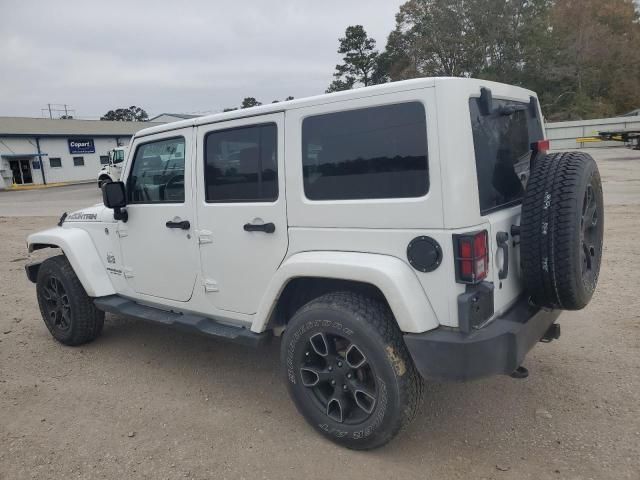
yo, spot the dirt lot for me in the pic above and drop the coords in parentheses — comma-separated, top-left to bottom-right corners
(1, 149, 638, 480)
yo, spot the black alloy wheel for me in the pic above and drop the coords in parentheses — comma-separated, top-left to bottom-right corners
(40, 275, 72, 334)
(36, 255, 104, 346)
(282, 292, 423, 450)
(298, 332, 377, 424)
(580, 181, 599, 283)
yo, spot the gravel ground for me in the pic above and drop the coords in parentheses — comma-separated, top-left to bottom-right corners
(0, 148, 638, 480)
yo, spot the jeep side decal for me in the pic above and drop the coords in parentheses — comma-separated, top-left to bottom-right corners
(67, 211, 98, 221)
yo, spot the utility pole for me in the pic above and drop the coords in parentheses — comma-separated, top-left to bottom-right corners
(41, 104, 75, 119)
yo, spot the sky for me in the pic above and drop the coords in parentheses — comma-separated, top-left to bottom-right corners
(0, 0, 405, 119)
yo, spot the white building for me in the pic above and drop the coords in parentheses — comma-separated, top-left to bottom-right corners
(0, 117, 163, 190)
(148, 113, 199, 123)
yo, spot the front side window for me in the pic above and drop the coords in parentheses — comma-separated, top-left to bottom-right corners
(204, 123, 278, 202)
(127, 137, 185, 203)
(301, 102, 429, 200)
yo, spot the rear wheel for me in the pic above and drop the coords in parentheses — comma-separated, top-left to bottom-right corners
(281, 292, 423, 450)
(520, 151, 604, 309)
(36, 255, 104, 345)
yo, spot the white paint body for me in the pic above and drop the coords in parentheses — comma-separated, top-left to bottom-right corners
(27, 78, 543, 334)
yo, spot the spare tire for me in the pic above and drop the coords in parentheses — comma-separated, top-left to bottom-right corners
(520, 151, 604, 310)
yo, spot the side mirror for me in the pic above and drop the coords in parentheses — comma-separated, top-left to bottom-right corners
(102, 181, 128, 222)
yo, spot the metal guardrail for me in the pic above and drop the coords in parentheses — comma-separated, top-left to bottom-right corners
(545, 116, 640, 149)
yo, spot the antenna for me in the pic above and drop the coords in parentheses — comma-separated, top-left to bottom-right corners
(41, 104, 76, 119)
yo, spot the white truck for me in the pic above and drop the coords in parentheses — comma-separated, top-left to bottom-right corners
(97, 146, 127, 187)
(25, 78, 603, 450)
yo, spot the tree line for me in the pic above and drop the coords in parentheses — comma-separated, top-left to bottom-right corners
(98, 98, 295, 121)
(327, 0, 640, 121)
(99, 0, 638, 122)
(223, 96, 295, 112)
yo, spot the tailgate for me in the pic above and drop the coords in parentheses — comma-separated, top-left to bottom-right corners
(485, 206, 523, 316)
(468, 93, 544, 316)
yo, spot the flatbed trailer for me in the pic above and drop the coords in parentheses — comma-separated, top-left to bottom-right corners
(577, 129, 640, 149)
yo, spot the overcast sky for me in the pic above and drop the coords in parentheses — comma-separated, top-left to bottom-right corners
(0, 0, 405, 119)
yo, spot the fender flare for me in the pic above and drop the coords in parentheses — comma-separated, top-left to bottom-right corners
(27, 227, 115, 298)
(252, 251, 439, 334)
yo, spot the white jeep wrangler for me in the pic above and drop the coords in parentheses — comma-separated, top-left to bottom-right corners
(25, 78, 604, 450)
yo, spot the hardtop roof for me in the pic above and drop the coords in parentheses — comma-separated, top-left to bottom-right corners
(134, 77, 536, 138)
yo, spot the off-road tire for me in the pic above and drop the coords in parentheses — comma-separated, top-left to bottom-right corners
(281, 291, 423, 450)
(520, 151, 604, 309)
(36, 255, 104, 345)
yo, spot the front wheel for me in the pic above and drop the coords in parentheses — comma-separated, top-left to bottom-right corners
(36, 255, 104, 346)
(281, 292, 423, 450)
(98, 176, 112, 189)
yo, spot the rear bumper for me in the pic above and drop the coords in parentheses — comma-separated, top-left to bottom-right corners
(404, 296, 561, 381)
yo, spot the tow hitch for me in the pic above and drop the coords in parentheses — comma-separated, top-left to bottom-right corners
(510, 324, 561, 379)
(510, 366, 529, 379)
(540, 323, 561, 343)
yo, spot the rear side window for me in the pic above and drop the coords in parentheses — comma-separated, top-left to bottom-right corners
(204, 123, 278, 202)
(301, 102, 428, 200)
(469, 98, 544, 215)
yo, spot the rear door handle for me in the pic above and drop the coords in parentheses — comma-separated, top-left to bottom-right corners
(496, 231, 509, 280)
(166, 220, 190, 230)
(243, 222, 275, 234)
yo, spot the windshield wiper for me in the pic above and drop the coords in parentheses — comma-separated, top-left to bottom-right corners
(497, 105, 527, 116)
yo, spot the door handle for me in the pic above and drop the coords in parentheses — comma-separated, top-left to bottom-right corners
(243, 222, 275, 234)
(166, 220, 190, 230)
(496, 231, 509, 280)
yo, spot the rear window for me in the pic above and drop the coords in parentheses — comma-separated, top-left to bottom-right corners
(301, 102, 428, 200)
(469, 98, 543, 215)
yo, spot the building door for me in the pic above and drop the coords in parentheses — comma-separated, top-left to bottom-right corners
(20, 159, 33, 184)
(8, 159, 33, 185)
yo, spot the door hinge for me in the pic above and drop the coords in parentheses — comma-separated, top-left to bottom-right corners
(203, 279, 219, 293)
(198, 230, 213, 245)
(123, 267, 134, 278)
(117, 227, 128, 238)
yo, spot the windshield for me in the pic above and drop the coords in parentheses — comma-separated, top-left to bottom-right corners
(469, 98, 543, 215)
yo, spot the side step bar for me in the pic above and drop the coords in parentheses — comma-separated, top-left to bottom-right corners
(94, 295, 270, 347)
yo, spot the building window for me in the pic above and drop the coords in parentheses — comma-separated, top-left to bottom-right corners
(204, 123, 278, 202)
(100, 155, 109, 165)
(49, 158, 62, 168)
(301, 102, 429, 200)
(73, 157, 85, 167)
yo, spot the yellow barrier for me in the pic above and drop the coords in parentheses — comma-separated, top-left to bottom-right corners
(8, 181, 76, 191)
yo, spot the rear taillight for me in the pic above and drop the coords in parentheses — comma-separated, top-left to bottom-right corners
(532, 139, 550, 154)
(453, 231, 489, 284)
